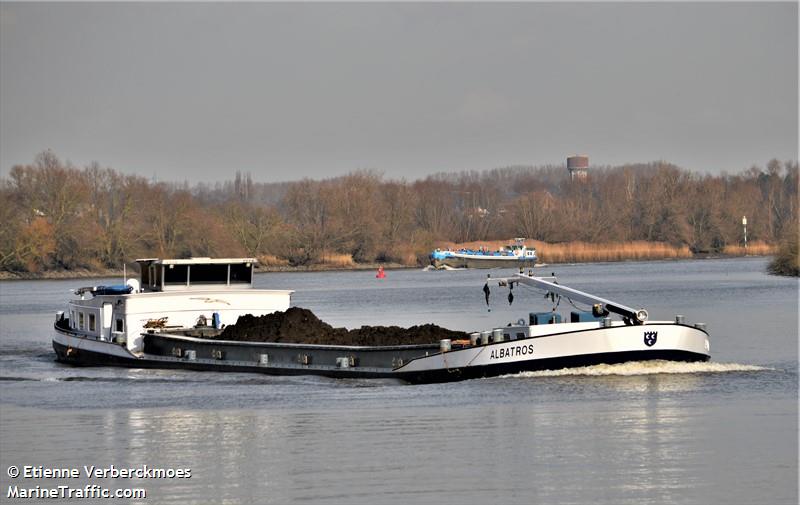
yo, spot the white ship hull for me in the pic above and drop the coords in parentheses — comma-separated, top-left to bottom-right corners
(54, 319, 710, 384)
(394, 322, 710, 383)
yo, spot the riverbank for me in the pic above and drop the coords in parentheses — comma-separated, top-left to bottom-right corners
(0, 267, 126, 281)
(767, 234, 799, 276)
(0, 252, 775, 280)
(0, 261, 410, 281)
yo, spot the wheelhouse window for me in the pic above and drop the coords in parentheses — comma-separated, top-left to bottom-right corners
(152, 264, 161, 289)
(164, 264, 189, 285)
(136, 258, 256, 290)
(115, 318, 124, 332)
(79, 312, 85, 330)
(140, 265, 151, 286)
(89, 313, 96, 332)
(190, 264, 228, 284)
(229, 263, 252, 284)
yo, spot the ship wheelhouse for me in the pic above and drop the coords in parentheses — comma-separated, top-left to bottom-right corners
(55, 257, 292, 355)
(136, 258, 255, 292)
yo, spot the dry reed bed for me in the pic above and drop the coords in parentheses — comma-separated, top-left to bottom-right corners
(317, 251, 355, 267)
(256, 254, 290, 267)
(722, 241, 775, 256)
(266, 240, 775, 271)
(536, 241, 692, 263)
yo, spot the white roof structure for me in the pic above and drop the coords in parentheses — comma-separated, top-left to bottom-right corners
(135, 258, 257, 265)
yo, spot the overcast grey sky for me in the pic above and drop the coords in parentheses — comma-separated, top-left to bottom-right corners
(1, 2, 797, 183)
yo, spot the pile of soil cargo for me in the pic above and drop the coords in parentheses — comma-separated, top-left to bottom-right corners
(216, 307, 468, 346)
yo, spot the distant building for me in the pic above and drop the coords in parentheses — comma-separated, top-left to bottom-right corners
(567, 155, 589, 181)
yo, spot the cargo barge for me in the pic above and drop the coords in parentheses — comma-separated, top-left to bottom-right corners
(430, 238, 538, 269)
(53, 258, 710, 384)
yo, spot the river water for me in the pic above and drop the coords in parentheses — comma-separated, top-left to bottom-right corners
(0, 257, 796, 504)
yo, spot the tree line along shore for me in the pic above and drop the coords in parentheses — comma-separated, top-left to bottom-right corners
(1, 151, 797, 278)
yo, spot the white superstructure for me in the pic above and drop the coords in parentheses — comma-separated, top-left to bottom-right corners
(54, 258, 292, 356)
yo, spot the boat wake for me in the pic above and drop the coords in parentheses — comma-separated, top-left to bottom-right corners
(0, 344, 54, 361)
(505, 360, 769, 378)
(422, 265, 466, 271)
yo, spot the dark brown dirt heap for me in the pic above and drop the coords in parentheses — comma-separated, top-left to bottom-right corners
(216, 307, 468, 346)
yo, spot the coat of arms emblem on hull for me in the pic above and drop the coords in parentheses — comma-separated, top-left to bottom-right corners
(643, 331, 658, 347)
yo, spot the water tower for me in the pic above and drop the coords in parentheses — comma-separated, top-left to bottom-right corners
(567, 155, 589, 181)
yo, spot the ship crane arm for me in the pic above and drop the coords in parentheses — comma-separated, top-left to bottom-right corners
(489, 272, 649, 325)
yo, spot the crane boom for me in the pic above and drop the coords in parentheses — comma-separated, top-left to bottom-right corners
(488, 272, 649, 325)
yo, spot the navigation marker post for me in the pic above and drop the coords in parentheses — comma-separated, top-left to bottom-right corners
(742, 215, 747, 252)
